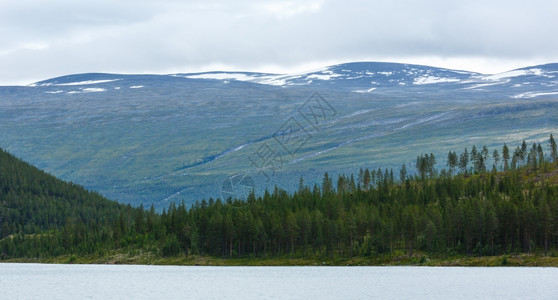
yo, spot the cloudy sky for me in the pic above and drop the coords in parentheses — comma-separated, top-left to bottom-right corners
(1, 0, 557, 85)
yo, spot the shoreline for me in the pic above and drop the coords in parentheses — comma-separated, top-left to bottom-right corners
(4, 253, 558, 267)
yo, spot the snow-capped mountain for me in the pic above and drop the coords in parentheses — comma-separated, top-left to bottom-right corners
(1, 62, 558, 208)
(177, 62, 558, 95)
(24, 61, 558, 98)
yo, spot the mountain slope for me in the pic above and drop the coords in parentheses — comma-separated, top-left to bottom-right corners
(1, 62, 558, 208)
(0, 147, 127, 238)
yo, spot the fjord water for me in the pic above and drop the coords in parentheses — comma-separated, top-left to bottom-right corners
(1, 263, 557, 299)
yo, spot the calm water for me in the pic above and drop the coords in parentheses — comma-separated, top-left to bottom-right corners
(1, 263, 557, 299)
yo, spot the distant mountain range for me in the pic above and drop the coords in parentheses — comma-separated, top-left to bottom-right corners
(26, 61, 558, 97)
(1, 62, 558, 208)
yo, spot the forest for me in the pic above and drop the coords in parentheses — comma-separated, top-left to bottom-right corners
(1, 135, 558, 262)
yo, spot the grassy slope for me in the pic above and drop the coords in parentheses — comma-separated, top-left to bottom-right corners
(3, 78, 557, 208)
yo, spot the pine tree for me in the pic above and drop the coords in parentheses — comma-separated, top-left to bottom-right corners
(337, 175, 347, 195)
(429, 153, 437, 177)
(532, 147, 538, 170)
(402, 205, 418, 257)
(471, 146, 486, 173)
(482, 146, 489, 162)
(349, 174, 356, 193)
(322, 172, 333, 195)
(511, 147, 521, 170)
(134, 204, 145, 234)
(416, 155, 424, 179)
(520, 140, 527, 164)
(492, 149, 500, 171)
(363, 169, 371, 190)
(298, 176, 305, 193)
(538, 143, 544, 166)
(400, 163, 407, 183)
(459, 148, 469, 174)
(502, 144, 510, 171)
(447, 151, 458, 174)
(416, 154, 428, 179)
(550, 134, 557, 162)
(358, 168, 364, 186)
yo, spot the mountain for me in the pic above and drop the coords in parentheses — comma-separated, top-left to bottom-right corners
(1, 62, 558, 208)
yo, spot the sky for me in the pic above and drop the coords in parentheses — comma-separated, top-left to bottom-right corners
(1, 0, 558, 85)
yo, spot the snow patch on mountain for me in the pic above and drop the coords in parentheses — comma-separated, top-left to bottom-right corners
(306, 72, 343, 81)
(66, 87, 106, 94)
(513, 91, 558, 99)
(254, 75, 289, 86)
(183, 73, 259, 81)
(177, 72, 290, 86)
(353, 88, 377, 93)
(414, 76, 460, 85)
(83, 88, 106, 92)
(484, 69, 545, 81)
(463, 80, 510, 90)
(40, 79, 121, 87)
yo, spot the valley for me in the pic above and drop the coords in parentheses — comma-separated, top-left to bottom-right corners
(1, 62, 557, 208)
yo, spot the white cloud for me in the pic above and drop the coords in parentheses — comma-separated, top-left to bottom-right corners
(0, 42, 49, 56)
(257, 1, 323, 18)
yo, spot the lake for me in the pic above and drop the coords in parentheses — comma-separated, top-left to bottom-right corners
(1, 263, 557, 299)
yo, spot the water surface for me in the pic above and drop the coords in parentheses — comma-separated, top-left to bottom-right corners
(1, 263, 556, 299)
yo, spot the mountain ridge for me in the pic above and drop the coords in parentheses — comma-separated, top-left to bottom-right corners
(22, 61, 558, 100)
(29, 61, 558, 83)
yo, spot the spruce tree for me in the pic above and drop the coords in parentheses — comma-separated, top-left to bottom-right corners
(400, 163, 407, 182)
(363, 169, 371, 190)
(459, 148, 469, 174)
(502, 144, 510, 171)
(550, 134, 557, 162)
(482, 146, 489, 162)
(492, 149, 500, 171)
(520, 140, 527, 164)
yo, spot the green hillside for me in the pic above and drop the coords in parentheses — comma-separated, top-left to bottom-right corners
(2, 136, 558, 265)
(0, 147, 140, 258)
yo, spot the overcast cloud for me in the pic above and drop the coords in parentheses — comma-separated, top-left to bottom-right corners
(1, 0, 557, 85)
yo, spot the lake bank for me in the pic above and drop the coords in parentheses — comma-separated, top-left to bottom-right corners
(5, 252, 558, 267)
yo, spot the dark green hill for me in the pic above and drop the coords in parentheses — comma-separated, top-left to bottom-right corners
(0, 147, 128, 237)
(0, 147, 143, 259)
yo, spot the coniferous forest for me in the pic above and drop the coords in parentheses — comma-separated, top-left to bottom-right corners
(2, 135, 558, 263)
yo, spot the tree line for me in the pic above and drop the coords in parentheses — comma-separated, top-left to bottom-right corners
(2, 135, 558, 260)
